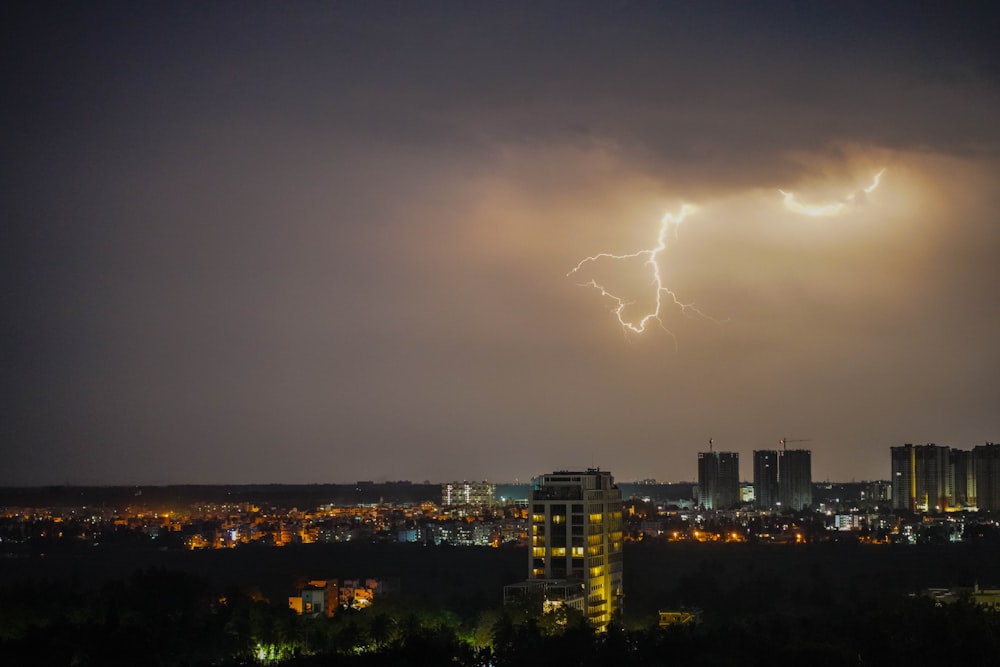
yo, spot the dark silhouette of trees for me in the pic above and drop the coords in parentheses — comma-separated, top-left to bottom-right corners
(4, 543, 1000, 666)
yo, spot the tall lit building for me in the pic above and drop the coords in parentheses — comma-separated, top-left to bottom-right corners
(891, 444, 951, 512)
(529, 469, 623, 629)
(891, 445, 915, 511)
(778, 449, 812, 511)
(697, 451, 740, 510)
(950, 449, 976, 508)
(752, 450, 779, 510)
(973, 443, 1000, 511)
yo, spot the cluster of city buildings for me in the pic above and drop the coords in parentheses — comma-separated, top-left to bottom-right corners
(0, 501, 528, 551)
(697, 445, 813, 511)
(695, 442, 1000, 514)
(503, 459, 1000, 630)
(3, 445, 998, 558)
(890, 443, 1000, 512)
(4, 452, 999, 632)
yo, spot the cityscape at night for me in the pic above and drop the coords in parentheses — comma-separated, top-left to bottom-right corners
(2, 451, 1000, 664)
(3, 1, 1000, 665)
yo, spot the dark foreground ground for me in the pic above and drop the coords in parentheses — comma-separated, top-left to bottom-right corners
(4, 539, 1000, 621)
(3, 540, 1000, 666)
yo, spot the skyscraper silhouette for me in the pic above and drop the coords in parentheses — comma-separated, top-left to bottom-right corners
(778, 449, 812, 511)
(697, 451, 740, 510)
(891, 444, 950, 512)
(753, 450, 779, 509)
(973, 443, 1000, 511)
(753, 448, 812, 510)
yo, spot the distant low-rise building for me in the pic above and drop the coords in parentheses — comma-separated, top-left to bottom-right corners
(441, 481, 496, 507)
(862, 480, 892, 508)
(504, 579, 586, 615)
(288, 579, 339, 617)
(919, 584, 1000, 611)
(290, 577, 397, 615)
(658, 608, 702, 627)
(972, 584, 1000, 611)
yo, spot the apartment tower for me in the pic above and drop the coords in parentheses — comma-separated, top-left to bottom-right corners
(697, 451, 740, 510)
(778, 449, 813, 511)
(974, 443, 1000, 511)
(753, 449, 812, 510)
(752, 450, 779, 510)
(529, 469, 623, 629)
(891, 444, 951, 512)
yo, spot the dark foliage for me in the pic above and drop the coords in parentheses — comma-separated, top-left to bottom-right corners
(3, 542, 1000, 666)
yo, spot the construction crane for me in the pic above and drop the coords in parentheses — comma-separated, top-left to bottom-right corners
(779, 437, 811, 451)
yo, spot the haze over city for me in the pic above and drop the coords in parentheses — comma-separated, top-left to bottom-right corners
(3, 2, 999, 486)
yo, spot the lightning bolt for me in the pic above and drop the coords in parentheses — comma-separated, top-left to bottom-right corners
(568, 204, 714, 336)
(780, 168, 886, 216)
(571, 169, 886, 338)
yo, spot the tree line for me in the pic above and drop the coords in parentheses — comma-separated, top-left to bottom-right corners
(3, 564, 1000, 666)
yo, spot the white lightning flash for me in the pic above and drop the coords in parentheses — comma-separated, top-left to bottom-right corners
(568, 205, 713, 336)
(780, 169, 886, 216)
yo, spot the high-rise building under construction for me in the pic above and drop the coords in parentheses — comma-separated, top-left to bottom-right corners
(697, 451, 740, 510)
(753, 448, 812, 510)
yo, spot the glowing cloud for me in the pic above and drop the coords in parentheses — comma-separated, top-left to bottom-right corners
(568, 205, 713, 336)
(780, 169, 886, 216)
(571, 169, 886, 338)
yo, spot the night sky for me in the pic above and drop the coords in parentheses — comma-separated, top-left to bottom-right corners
(3, 2, 999, 485)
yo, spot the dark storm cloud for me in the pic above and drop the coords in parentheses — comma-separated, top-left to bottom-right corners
(2, 2, 998, 484)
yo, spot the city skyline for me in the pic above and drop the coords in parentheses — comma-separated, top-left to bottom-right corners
(5, 438, 996, 487)
(3, 4, 999, 486)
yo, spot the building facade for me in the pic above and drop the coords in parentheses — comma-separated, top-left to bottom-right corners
(697, 451, 740, 510)
(441, 481, 496, 507)
(974, 443, 1000, 511)
(891, 444, 953, 512)
(503, 579, 587, 615)
(778, 449, 813, 511)
(752, 450, 779, 510)
(863, 480, 893, 508)
(950, 448, 976, 508)
(529, 469, 623, 629)
(891, 444, 916, 511)
(753, 449, 812, 510)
